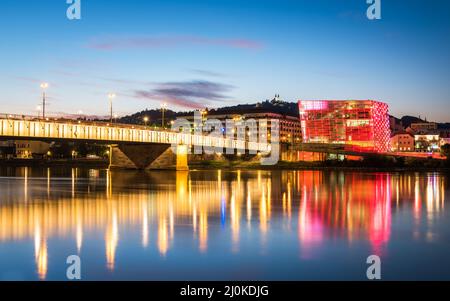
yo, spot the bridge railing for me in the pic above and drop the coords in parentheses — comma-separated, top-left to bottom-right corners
(0, 113, 171, 132)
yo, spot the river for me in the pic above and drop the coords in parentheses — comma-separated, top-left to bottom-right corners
(0, 167, 449, 280)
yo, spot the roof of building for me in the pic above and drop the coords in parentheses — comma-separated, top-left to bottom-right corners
(391, 131, 414, 138)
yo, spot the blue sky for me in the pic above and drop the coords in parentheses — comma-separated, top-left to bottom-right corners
(1, 0, 449, 121)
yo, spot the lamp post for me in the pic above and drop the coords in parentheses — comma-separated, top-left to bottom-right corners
(200, 109, 208, 123)
(161, 103, 167, 129)
(143, 116, 149, 127)
(108, 93, 116, 123)
(40, 83, 49, 119)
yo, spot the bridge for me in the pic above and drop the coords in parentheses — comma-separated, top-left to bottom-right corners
(0, 115, 270, 170)
(1, 115, 444, 169)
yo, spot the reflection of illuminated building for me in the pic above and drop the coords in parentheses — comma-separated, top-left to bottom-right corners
(198, 210, 208, 252)
(296, 171, 393, 255)
(298, 184, 323, 259)
(0, 169, 446, 274)
(299, 100, 391, 153)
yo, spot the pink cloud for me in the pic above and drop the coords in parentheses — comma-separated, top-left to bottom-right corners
(133, 80, 234, 109)
(87, 35, 263, 51)
(135, 90, 206, 109)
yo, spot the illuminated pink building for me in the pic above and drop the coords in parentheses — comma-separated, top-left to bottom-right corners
(298, 100, 391, 153)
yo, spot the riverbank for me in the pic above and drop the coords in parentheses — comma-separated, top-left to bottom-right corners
(188, 159, 450, 172)
(1, 158, 449, 172)
(0, 158, 109, 169)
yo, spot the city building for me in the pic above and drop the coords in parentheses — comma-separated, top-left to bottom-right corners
(414, 133, 440, 152)
(0, 141, 15, 159)
(178, 111, 302, 145)
(410, 122, 438, 132)
(441, 138, 450, 147)
(298, 100, 391, 153)
(15, 141, 51, 158)
(390, 132, 414, 152)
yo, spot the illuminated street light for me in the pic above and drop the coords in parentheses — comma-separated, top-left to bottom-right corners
(143, 116, 149, 126)
(161, 103, 168, 129)
(108, 93, 116, 123)
(200, 109, 208, 122)
(40, 83, 49, 119)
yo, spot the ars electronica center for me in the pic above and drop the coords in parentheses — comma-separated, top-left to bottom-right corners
(298, 100, 391, 153)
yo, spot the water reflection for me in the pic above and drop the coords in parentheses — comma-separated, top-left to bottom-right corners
(0, 167, 448, 280)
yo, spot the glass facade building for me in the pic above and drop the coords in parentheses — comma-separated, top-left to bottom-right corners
(298, 100, 391, 153)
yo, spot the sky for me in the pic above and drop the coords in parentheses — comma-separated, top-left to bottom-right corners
(1, 0, 450, 121)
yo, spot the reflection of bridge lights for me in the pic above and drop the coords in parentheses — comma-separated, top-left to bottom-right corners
(142, 201, 149, 248)
(34, 225, 48, 280)
(259, 190, 268, 235)
(230, 196, 240, 252)
(247, 187, 252, 223)
(76, 222, 83, 253)
(105, 211, 118, 271)
(199, 210, 208, 252)
(158, 217, 169, 256)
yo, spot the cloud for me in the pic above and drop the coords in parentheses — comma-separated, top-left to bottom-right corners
(188, 69, 226, 78)
(15, 76, 43, 84)
(50, 112, 109, 120)
(88, 35, 263, 51)
(134, 80, 234, 109)
(97, 77, 152, 86)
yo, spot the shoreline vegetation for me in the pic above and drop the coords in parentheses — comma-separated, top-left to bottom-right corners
(1, 155, 449, 172)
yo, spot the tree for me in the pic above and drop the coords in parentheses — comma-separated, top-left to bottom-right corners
(441, 144, 450, 159)
(50, 141, 73, 158)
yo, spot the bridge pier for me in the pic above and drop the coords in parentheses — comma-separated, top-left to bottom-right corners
(109, 143, 189, 171)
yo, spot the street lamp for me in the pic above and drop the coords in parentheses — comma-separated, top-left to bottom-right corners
(108, 93, 116, 123)
(200, 109, 208, 122)
(40, 83, 49, 119)
(161, 103, 167, 129)
(143, 116, 149, 127)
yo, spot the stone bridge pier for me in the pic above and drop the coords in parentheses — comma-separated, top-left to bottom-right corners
(109, 143, 189, 171)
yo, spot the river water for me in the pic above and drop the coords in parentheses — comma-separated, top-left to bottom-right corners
(0, 167, 449, 280)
